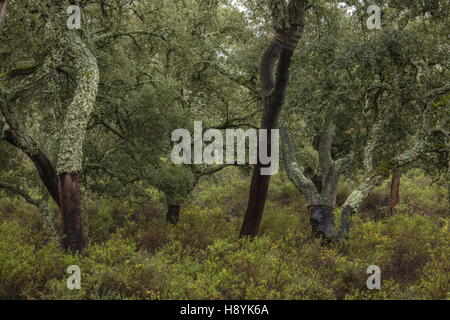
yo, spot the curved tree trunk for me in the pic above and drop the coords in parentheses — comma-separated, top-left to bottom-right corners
(240, 1, 308, 238)
(54, 32, 99, 253)
(239, 40, 284, 237)
(389, 169, 401, 215)
(166, 204, 181, 225)
(338, 176, 385, 239)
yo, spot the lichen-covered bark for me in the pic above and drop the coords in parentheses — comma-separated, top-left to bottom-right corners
(363, 122, 383, 174)
(0, 2, 97, 253)
(343, 176, 385, 210)
(1, 32, 99, 253)
(280, 126, 320, 205)
(319, 163, 341, 207)
(281, 125, 351, 205)
(8, 49, 63, 101)
(57, 32, 99, 174)
(0, 48, 63, 156)
(363, 73, 403, 174)
(54, 32, 99, 253)
(338, 175, 384, 239)
(281, 125, 351, 240)
(318, 110, 336, 180)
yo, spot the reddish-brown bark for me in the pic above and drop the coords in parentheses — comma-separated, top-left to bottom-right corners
(240, 6, 307, 238)
(389, 169, 401, 215)
(59, 173, 85, 253)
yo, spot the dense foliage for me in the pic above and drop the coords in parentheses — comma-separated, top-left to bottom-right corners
(0, 169, 448, 299)
(0, 0, 448, 300)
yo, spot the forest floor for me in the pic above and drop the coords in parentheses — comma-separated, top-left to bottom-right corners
(0, 168, 448, 300)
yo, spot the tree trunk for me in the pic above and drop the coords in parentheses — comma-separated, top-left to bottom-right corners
(4, 132, 84, 252)
(239, 43, 285, 238)
(389, 169, 401, 215)
(240, 165, 272, 237)
(59, 173, 85, 254)
(166, 204, 180, 225)
(309, 205, 336, 240)
(4, 130, 81, 251)
(240, 4, 307, 237)
(0, 17, 96, 255)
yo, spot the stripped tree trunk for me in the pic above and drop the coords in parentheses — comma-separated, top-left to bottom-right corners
(59, 173, 84, 253)
(240, 0, 308, 238)
(389, 169, 401, 215)
(55, 32, 99, 253)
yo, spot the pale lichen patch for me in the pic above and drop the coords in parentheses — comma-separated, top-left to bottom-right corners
(57, 32, 100, 174)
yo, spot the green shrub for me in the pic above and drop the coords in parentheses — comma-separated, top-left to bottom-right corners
(0, 169, 448, 300)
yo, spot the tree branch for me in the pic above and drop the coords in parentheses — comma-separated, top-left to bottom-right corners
(260, 38, 282, 98)
(0, 182, 41, 207)
(93, 31, 167, 43)
(280, 126, 319, 204)
(212, 64, 261, 99)
(318, 108, 336, 179)
(339, 138, 429, 239)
